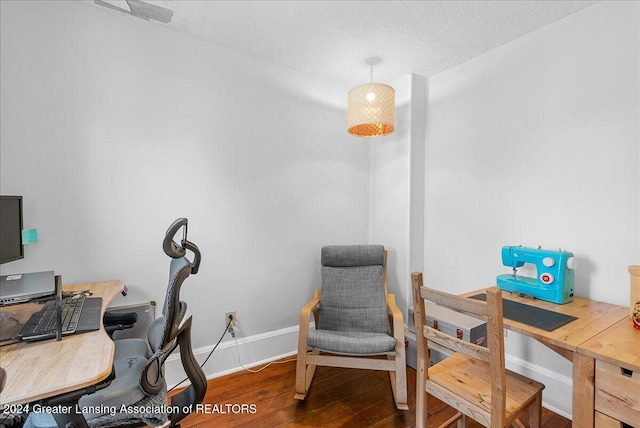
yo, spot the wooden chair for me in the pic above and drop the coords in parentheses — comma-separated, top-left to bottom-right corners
(411, 272, 545, 428)
(294, 245, 408, 410)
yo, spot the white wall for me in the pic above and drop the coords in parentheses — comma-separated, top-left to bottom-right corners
(0, 0, 369, 356)
(424, 0, 638, 304)
(422, 1, 639, 417)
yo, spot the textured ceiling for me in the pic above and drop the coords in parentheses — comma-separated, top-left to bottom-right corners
(92, 0, 598, 86)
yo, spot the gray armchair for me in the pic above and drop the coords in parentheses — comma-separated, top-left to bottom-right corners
(294, 245, 408, 410)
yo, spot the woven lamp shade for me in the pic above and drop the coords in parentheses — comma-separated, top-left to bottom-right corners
(348, 83, 395, 137)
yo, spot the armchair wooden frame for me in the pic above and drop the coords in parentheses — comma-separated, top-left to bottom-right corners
(411, 272, 544, 428)
(294, 251, 408, 410)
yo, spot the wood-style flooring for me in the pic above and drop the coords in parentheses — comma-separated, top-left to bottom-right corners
(172, 358, 571, 427)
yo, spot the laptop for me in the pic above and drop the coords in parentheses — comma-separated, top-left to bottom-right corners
(0, 271, 55, 305)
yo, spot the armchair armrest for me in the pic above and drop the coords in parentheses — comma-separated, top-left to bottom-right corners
(297, 290, 320, 356)
(386, 294, 405, 342)
(299, 289, 320, 332)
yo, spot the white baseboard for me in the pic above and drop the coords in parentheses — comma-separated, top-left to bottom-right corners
(164, 325, 299, 389)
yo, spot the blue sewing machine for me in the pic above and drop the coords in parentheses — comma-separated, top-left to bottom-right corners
(496, 246, 576, 304)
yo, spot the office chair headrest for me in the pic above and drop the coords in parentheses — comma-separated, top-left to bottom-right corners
(164, 218, 188, 258)
(163, 218, 201, 274)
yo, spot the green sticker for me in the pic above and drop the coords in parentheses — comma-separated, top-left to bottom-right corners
(22, 228, 38, 244)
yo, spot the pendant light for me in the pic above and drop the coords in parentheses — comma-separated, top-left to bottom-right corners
(347, 58, 395, 137)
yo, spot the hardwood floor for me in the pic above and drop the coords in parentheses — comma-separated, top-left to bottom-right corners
(173, 358, 571, 427)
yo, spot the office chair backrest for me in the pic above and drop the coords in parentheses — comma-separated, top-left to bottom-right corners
(140, 218, 203, 396)
(319, 245, 390, 335)
(160, 218, 200, 344)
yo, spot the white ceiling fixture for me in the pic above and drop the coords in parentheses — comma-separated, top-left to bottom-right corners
(89, 1, 598, 86)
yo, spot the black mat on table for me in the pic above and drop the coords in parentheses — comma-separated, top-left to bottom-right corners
(468, 293, 577, 332)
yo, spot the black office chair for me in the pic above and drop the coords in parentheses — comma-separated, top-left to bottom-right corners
(25, 218, 207, 428)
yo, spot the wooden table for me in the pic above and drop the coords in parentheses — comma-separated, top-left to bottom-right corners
(0, 280, 124, 406)
(463, 289, 629, 427)
(576, 318, 640, 427)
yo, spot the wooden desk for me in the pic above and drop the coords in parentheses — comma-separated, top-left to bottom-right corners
(463, 289, 629, 427)
(576, 318, 640, 427)
(0, 280, 124, 406)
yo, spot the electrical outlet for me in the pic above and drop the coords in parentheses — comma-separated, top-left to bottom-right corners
(225, 311, 236, 331)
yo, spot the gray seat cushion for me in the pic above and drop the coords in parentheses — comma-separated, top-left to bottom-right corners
(24, 356, 149, 427)
(307, 329, 396, 354)
(113, 338, 149, 361)
(79, 355, 148, 420)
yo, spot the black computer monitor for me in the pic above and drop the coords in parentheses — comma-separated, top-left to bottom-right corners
(0, 195, 24, 264)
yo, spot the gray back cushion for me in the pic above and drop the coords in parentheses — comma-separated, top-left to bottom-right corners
(319, 245, 389, 334)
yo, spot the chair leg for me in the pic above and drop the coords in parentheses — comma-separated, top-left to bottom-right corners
(415, 363, 427, 427)
(294, 350, 317, 400)
(455, 413, 466, 428)
(460, 414, 469, 428)
(527, 392, 542, 428)
(294, 353, 307, 400)
(389, 354, 408, 410)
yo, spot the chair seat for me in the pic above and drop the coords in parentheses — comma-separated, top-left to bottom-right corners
(25, 356, 150, 428)
(79, 355, 148, 418)
(427, 353, 545, 426)
(308, 329, 396, 354)
(114, 338, 149, 361)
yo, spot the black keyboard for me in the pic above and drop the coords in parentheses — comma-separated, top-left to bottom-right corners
(20, 295, 86, 340)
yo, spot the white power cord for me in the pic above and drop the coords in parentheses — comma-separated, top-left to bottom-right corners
(229, 325, 296, 373)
